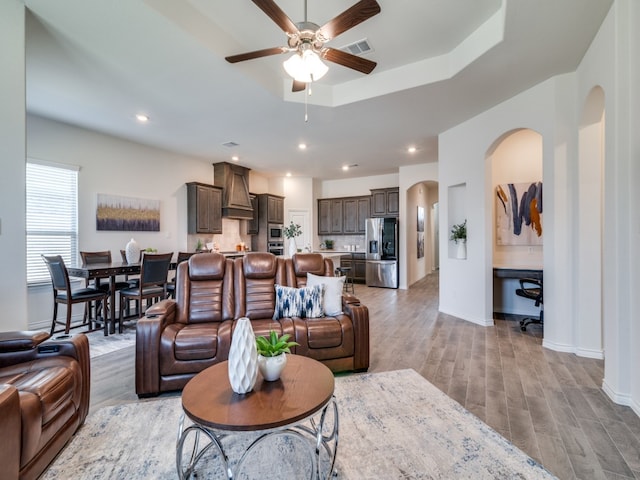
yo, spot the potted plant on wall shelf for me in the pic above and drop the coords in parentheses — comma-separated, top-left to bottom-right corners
(450, 219, 467, 259)
(283, 221, 302, 257)
(255, 331, 299, 381)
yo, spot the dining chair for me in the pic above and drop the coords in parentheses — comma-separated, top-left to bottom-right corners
(41, 254, 110, 335)
(166, 251, 197, 298)
(118, 252, 172, 333)
(120, 249, 141, 287)
(80, 250, 132, 317)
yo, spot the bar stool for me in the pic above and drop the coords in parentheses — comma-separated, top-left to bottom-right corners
(335, 267, 354, 294)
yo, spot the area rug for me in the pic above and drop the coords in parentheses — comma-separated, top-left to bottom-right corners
(85, 323, 136, 358)
(43, 369, 556, 479)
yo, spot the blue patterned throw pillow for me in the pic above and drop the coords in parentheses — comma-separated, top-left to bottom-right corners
(273, 284, 325, 319)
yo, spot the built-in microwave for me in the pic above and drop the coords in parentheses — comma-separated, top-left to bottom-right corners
(268, 224, 284, 242)
(268, 242, 284, 256)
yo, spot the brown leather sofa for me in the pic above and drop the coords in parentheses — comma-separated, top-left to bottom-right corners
(0, 331, 90, 480)
(136, 252, 369, 397)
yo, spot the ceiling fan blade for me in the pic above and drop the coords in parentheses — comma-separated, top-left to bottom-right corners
(225, 47, 286, 63)
(318, 0, 381, 41)
(252, 0, 299, 35)
(292, 80, 306, 92)
(322, 48, 377, 74)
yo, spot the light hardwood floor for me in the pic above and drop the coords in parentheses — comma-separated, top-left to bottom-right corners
(89, 272, 640, 480)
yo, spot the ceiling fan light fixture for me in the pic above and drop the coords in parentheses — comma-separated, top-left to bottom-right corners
(283, 49, 328, 83)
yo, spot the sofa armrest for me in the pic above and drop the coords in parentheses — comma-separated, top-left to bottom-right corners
(0, 330, 49, 353)
(38, 333, 91, 424)
(342, 294, 361, 307)
(342, 300, 370, 371)
(136, 299, 177, 397)
(0, 385, 20, 479)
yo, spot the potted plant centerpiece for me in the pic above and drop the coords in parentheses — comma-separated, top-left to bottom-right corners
(450, 219, 467, 259)
(255, 331, 299, 381)
(283, 221, 302, 257)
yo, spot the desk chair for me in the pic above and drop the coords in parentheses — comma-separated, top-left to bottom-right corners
(118, 252, 172, 333)
(42, 254, 110, 335)
(516, 278, 543, 331)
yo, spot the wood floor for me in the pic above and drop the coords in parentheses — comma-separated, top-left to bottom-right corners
(89, 272, 640, 480)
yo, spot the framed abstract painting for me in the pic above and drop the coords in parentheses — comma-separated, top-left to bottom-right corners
(495, 181, 543, 246)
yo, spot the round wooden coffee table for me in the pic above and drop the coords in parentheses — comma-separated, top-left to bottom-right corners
(176, 355, 338, 479)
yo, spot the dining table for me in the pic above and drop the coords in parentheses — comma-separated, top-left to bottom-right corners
(67, 260, 176, 335)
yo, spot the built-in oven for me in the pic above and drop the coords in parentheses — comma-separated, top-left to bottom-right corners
(267, 242, 284, 256)
(268, 224, 284, 242)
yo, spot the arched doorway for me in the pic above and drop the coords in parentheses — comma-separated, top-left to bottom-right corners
(405, 181, 439, 287)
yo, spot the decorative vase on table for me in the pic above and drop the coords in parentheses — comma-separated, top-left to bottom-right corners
(228, 317, 258, 394)
(125, 238, 140, 264)
(258, 353, 287, 381)
(288, 238, 297, 257)
(456, 240, 467, 259)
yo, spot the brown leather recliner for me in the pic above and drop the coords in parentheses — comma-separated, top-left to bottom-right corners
(135, 252, 370, 397)
(136, 253, 235, 396)
(0, 331, 90, 480)
(286, 253, 369, 373)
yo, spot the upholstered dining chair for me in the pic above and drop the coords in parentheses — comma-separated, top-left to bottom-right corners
(41, 254, 110, 335)
(117, 252, 172, 333)
(516, 277, 543, 331)
(80, 250, 131, 318)
(166, 251, 197, 298)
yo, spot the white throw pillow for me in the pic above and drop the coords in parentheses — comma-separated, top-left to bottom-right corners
(307, 273, 345, 317)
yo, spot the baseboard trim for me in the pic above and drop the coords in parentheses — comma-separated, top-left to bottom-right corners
(602, 379, 633, 408)
(438, 307, 494, 327)
(541, 340, 604, 360)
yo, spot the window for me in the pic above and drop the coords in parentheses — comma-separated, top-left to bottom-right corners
(26, 161, 79, 284)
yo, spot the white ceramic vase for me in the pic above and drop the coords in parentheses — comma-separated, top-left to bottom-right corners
(125, 238, 140, 264)
(258, 353, 287, 381)
(228, 317, 258, 394)
(288, 237, 297, 257)
(456, 240, 467, 260)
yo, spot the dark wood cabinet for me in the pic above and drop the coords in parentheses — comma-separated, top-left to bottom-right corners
(247, 194, 259, 235)
(212, 162, 252, 219)
(187, 182, 223, 234)
(370, 188, 399, 217)
(330, 199, 343, 234)
(318, 195, 370, 235)
(266, 195, 284, 224)
(318, 199, 331, 235)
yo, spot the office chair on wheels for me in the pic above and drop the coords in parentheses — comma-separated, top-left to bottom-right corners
(516, 277, 543, 331)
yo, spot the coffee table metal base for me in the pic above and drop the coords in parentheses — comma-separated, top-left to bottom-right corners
(176, 397, 339, 479)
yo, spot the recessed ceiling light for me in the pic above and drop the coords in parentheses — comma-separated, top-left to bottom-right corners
(298, 143, 307, 150)
(286, 172, 292, 177)
(342, 165, 349, 171)
(231, 155, 239, 161)
(135, 114, 149, 123)
(407, 146, 417, 153)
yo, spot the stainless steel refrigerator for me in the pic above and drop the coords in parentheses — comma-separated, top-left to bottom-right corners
(365, 217, 399, 288)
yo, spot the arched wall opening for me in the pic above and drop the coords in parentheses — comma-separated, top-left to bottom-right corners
(405, 181, 439, 287)
(486, 129, 544, 322)
(576, 85, 605, 359)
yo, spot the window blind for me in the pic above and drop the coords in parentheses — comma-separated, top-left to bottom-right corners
(26, 161, 79, 284)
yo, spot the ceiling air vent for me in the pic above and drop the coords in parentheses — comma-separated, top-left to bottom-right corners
(222, 141, 239, 148)
(341, 38, 373, 56)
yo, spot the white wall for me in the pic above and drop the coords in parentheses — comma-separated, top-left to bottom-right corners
(0, 1, 28, 331)
(320, 173, 398, 198)
(439, 0, 640, 413)
(26, 114, 214, 328)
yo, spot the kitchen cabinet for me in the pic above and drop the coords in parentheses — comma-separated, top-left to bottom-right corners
(318, 196, 370, 235)
(370, 188, 399, 217)
(340, 254, 366, 284)
(247, 194, 259, 235)
(187, 182, 223, 234)
(266, 195, 284, 224)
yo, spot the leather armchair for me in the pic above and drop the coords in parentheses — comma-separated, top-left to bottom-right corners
(0, 331, 90, 480)
(136, 253, 234, 397)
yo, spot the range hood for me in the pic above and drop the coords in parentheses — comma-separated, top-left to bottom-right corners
(213, 162, 253, 220)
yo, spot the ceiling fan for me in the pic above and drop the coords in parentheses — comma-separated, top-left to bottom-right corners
(225, 0, 381, 92)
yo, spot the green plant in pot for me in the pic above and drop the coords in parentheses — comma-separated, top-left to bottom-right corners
(255, 331, 299, 381)
(449, 220, 467, 244)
